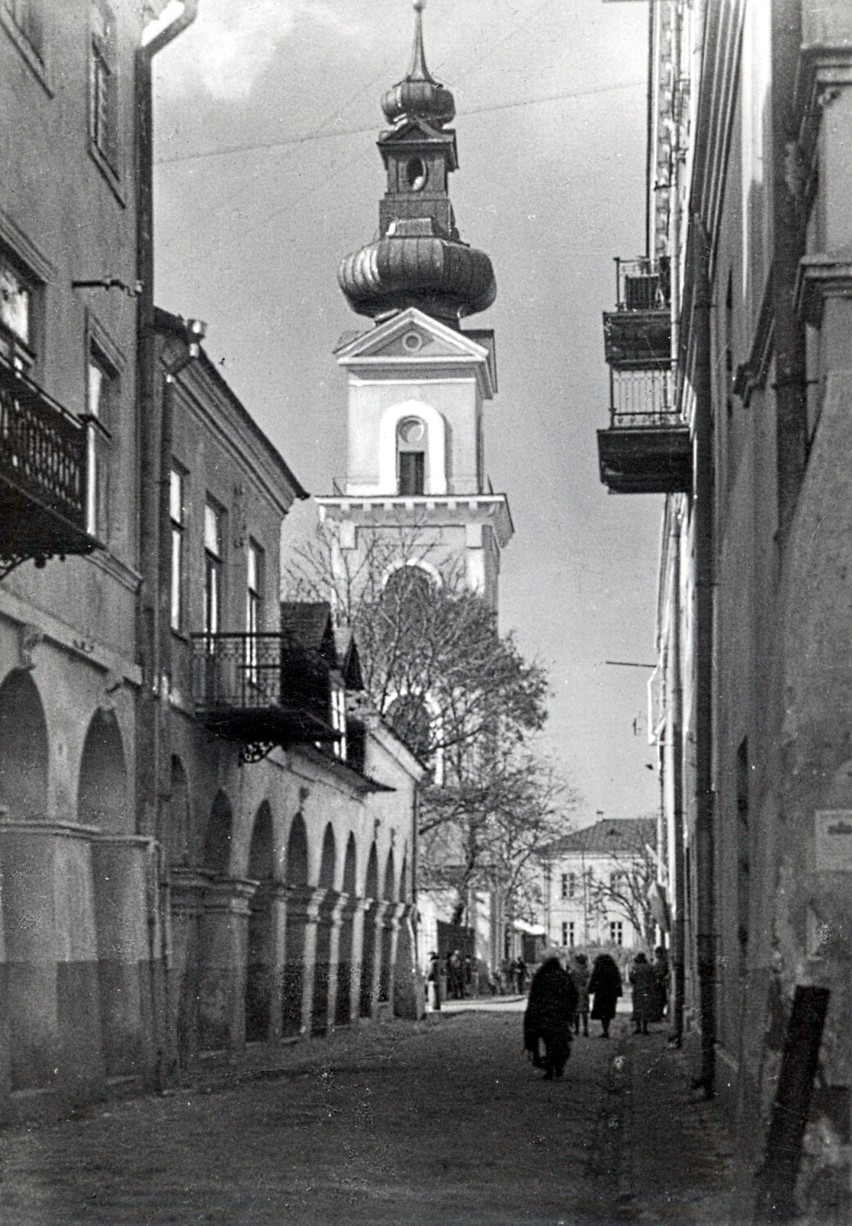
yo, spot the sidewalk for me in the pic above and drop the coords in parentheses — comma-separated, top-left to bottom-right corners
(614, 1029, 740, 1223)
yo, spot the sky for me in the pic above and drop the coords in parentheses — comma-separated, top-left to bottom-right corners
(152, 0, 662, 823)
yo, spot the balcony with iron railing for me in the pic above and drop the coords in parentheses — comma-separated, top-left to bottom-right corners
(0, 352, 99, 575)
(603, 256, 671, 369)
(190, 632, 339, 762)
(597, 367, 691, 495)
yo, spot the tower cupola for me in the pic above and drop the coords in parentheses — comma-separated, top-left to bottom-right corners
(338, 0, 496, 328)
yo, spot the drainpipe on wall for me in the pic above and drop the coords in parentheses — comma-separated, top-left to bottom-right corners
(692, 217, 716, 1098)
(135, 0, 200, 1088)
(668, 504, 685, 1047)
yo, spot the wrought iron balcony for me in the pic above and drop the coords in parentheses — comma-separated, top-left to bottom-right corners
(0, 354, 98, 575)
(603, 256, 671, 369)
(597, 368, 691, 495)
(190, 632, 339, 762)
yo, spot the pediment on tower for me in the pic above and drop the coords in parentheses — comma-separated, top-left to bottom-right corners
(335, 308, 496, 397)
(379, 116, 457, 148)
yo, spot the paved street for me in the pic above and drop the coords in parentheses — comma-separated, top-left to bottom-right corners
(1, 1002, 737, 1225)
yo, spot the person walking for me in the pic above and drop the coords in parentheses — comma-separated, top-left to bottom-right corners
(523, 952, 578, 1080)
(652, 944, 670, 1019)
(515, 955, 528, 994)
(571, 952, 590, 1036)
(587, 952, 623, 1038)
(629, 951, 660, 1034)
(426, 950, 441, 1013)
(448, 949, 464, 1000)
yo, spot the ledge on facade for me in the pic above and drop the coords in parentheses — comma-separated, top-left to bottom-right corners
(793, 252, 852, 327)
(293, 743, 396, 796)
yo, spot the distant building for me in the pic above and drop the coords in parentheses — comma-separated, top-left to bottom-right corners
(538, 819, 656, 952)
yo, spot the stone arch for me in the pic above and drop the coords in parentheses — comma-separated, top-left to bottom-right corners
(77, 708, 128, 832)
(383, 848, 397, 902)
(0, 669, 48, 819)
(168, 755, 190, 866)
(282, 813, 309, 1035)
(246, 801, 275, 1042)
(342, 834, 357, 894)
(318, 823, 336, 889)
(378, 399, 447, 495)
(360, 842, 379, 1017)
(336, 833, 359, 1025)
(382, 557, 442, 593)
(203, 791, 233, 876)
(285, 813, 309, 886)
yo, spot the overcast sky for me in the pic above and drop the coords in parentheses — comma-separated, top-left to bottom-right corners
(153, 0, 661, 823)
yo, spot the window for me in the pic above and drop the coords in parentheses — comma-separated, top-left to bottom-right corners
(0, 250, 35, 371)
(203, 500, 224, 641)
(397, 416, 425, 495)
(331, 680, 347, 761)
(84, 349, 113, 538)
(2, 0, 44, 59)
(561, 872, 576, 900)
(245, 539, 263, 682)
(169, 467, 186, 632)
(89, 0, 117, 170)
(610, 921, 623, 946)
(609, 871, 623, 891)
(562, 921, 575, 948)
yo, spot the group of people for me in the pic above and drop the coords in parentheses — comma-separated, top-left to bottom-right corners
(523, 946, 670, 1079)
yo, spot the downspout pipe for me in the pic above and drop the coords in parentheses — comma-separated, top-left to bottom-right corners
(135, 0, 199, 1088)
(668, 504, 685, 1048)
(691, 216, 716, 1098)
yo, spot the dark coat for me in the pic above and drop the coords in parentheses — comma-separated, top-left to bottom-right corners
(629, 959, 661, 1023)
(588, 954, 623, 1021)
(523, 958, 578, 1052)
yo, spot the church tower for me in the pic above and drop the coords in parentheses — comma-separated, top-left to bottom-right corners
(316, 0, 512, 609)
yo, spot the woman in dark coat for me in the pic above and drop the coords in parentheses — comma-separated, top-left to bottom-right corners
(523, 954, 578, 1079)
(629, 952, 660, 1033)
(587, 953, 623, 1037)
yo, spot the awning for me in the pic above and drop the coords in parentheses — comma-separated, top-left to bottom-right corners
(512, 920, 547, 936)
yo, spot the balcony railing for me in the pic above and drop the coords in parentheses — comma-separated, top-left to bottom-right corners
(609, 367, 675, 426)
(603, 256, 671, 369)
(191, 632, 338, 760)
(0, 354, 97, 573)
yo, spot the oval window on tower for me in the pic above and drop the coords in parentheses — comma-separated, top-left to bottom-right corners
(397, 417, 425, 445)
(406, 157, 427, 191)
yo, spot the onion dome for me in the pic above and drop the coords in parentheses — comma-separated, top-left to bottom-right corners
(381, 0, 455, 128)
(339, 220, 496, 325)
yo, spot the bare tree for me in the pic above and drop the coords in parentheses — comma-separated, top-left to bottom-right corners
(284, 520, 564, 922)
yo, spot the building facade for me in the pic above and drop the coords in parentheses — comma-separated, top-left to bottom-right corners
(539, 819, 656, 953)
(597, 1, 851, 1215)
(0, 1, 426, 1123)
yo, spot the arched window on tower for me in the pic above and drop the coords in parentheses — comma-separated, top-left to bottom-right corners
(397, 416, 426, 495)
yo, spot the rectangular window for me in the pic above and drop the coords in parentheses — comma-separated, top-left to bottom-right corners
(245, 539, 263, 683)
(561, 871, 576, 899)
(561, 921, 575, 948)
(204, 500, 223, 642)
(89, 0, 117, 169)
(399, 450, 424, 496)
(0, 250, 34, 371)
(609, 871, 622, 891)
(610, 921, 623, 946)
(170, 467, 185, 631)
(84, 349, 114, 538)
(2, 0, 44, 59)
(331, 680, 347, 761)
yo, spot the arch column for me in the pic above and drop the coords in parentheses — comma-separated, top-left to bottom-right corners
(374, 900, 400, 1016)
(169, 868, 209, 1068)
(198, 878, 257, 1053)
(391, 903, 424, 1019)
(332, 893, 358, 1028)
(281, 887, 323, 1037)
(312, 889, 341, 1035)
(349, 897, 367, 1023)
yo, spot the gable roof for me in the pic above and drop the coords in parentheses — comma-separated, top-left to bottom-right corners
(280, 602, 337, 666)
(539, 817, 656, 859)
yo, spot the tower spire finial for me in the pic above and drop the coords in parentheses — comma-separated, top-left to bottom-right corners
(408, 0, 431, 83)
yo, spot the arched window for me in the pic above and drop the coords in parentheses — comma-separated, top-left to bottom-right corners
(382, 563, 433, 609)
(397, 416, 426, 495)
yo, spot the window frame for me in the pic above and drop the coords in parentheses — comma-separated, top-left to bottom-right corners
(169, 465, 187, 633)
(1, 0, 52, 91)
(82, 344, 116, 540)
(203, 498, 225, 644)
(88, 0, 120, 183)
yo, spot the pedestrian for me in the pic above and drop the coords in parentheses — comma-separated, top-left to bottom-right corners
(587, 952, 623, 1038)
(426, 950, 441, 1012)
(629, 951, 660, 1034)
(448, 949, 464, 1000)
(515, 955, 528, 994)
(463, 954, 473, 997)
(652, 944, 670, 1018)
(523, 951, 578, 1080)
(571, 952, 590, 1036)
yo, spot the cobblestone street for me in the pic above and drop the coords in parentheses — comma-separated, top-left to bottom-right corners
(1, 1002, 738, 1225)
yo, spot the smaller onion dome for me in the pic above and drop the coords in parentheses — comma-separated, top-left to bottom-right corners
(381, 0, 456, 128)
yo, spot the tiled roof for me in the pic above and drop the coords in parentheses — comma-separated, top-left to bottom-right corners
(539, 817, 656, 858)
(280, 602, 336, 663)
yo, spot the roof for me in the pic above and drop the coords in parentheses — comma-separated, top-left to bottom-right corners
(280, 602, 337, 664)
(539, 818, 656, 859)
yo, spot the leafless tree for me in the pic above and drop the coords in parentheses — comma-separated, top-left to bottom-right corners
(585, 817, 657, 946)
(284, 520, 569, 921)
